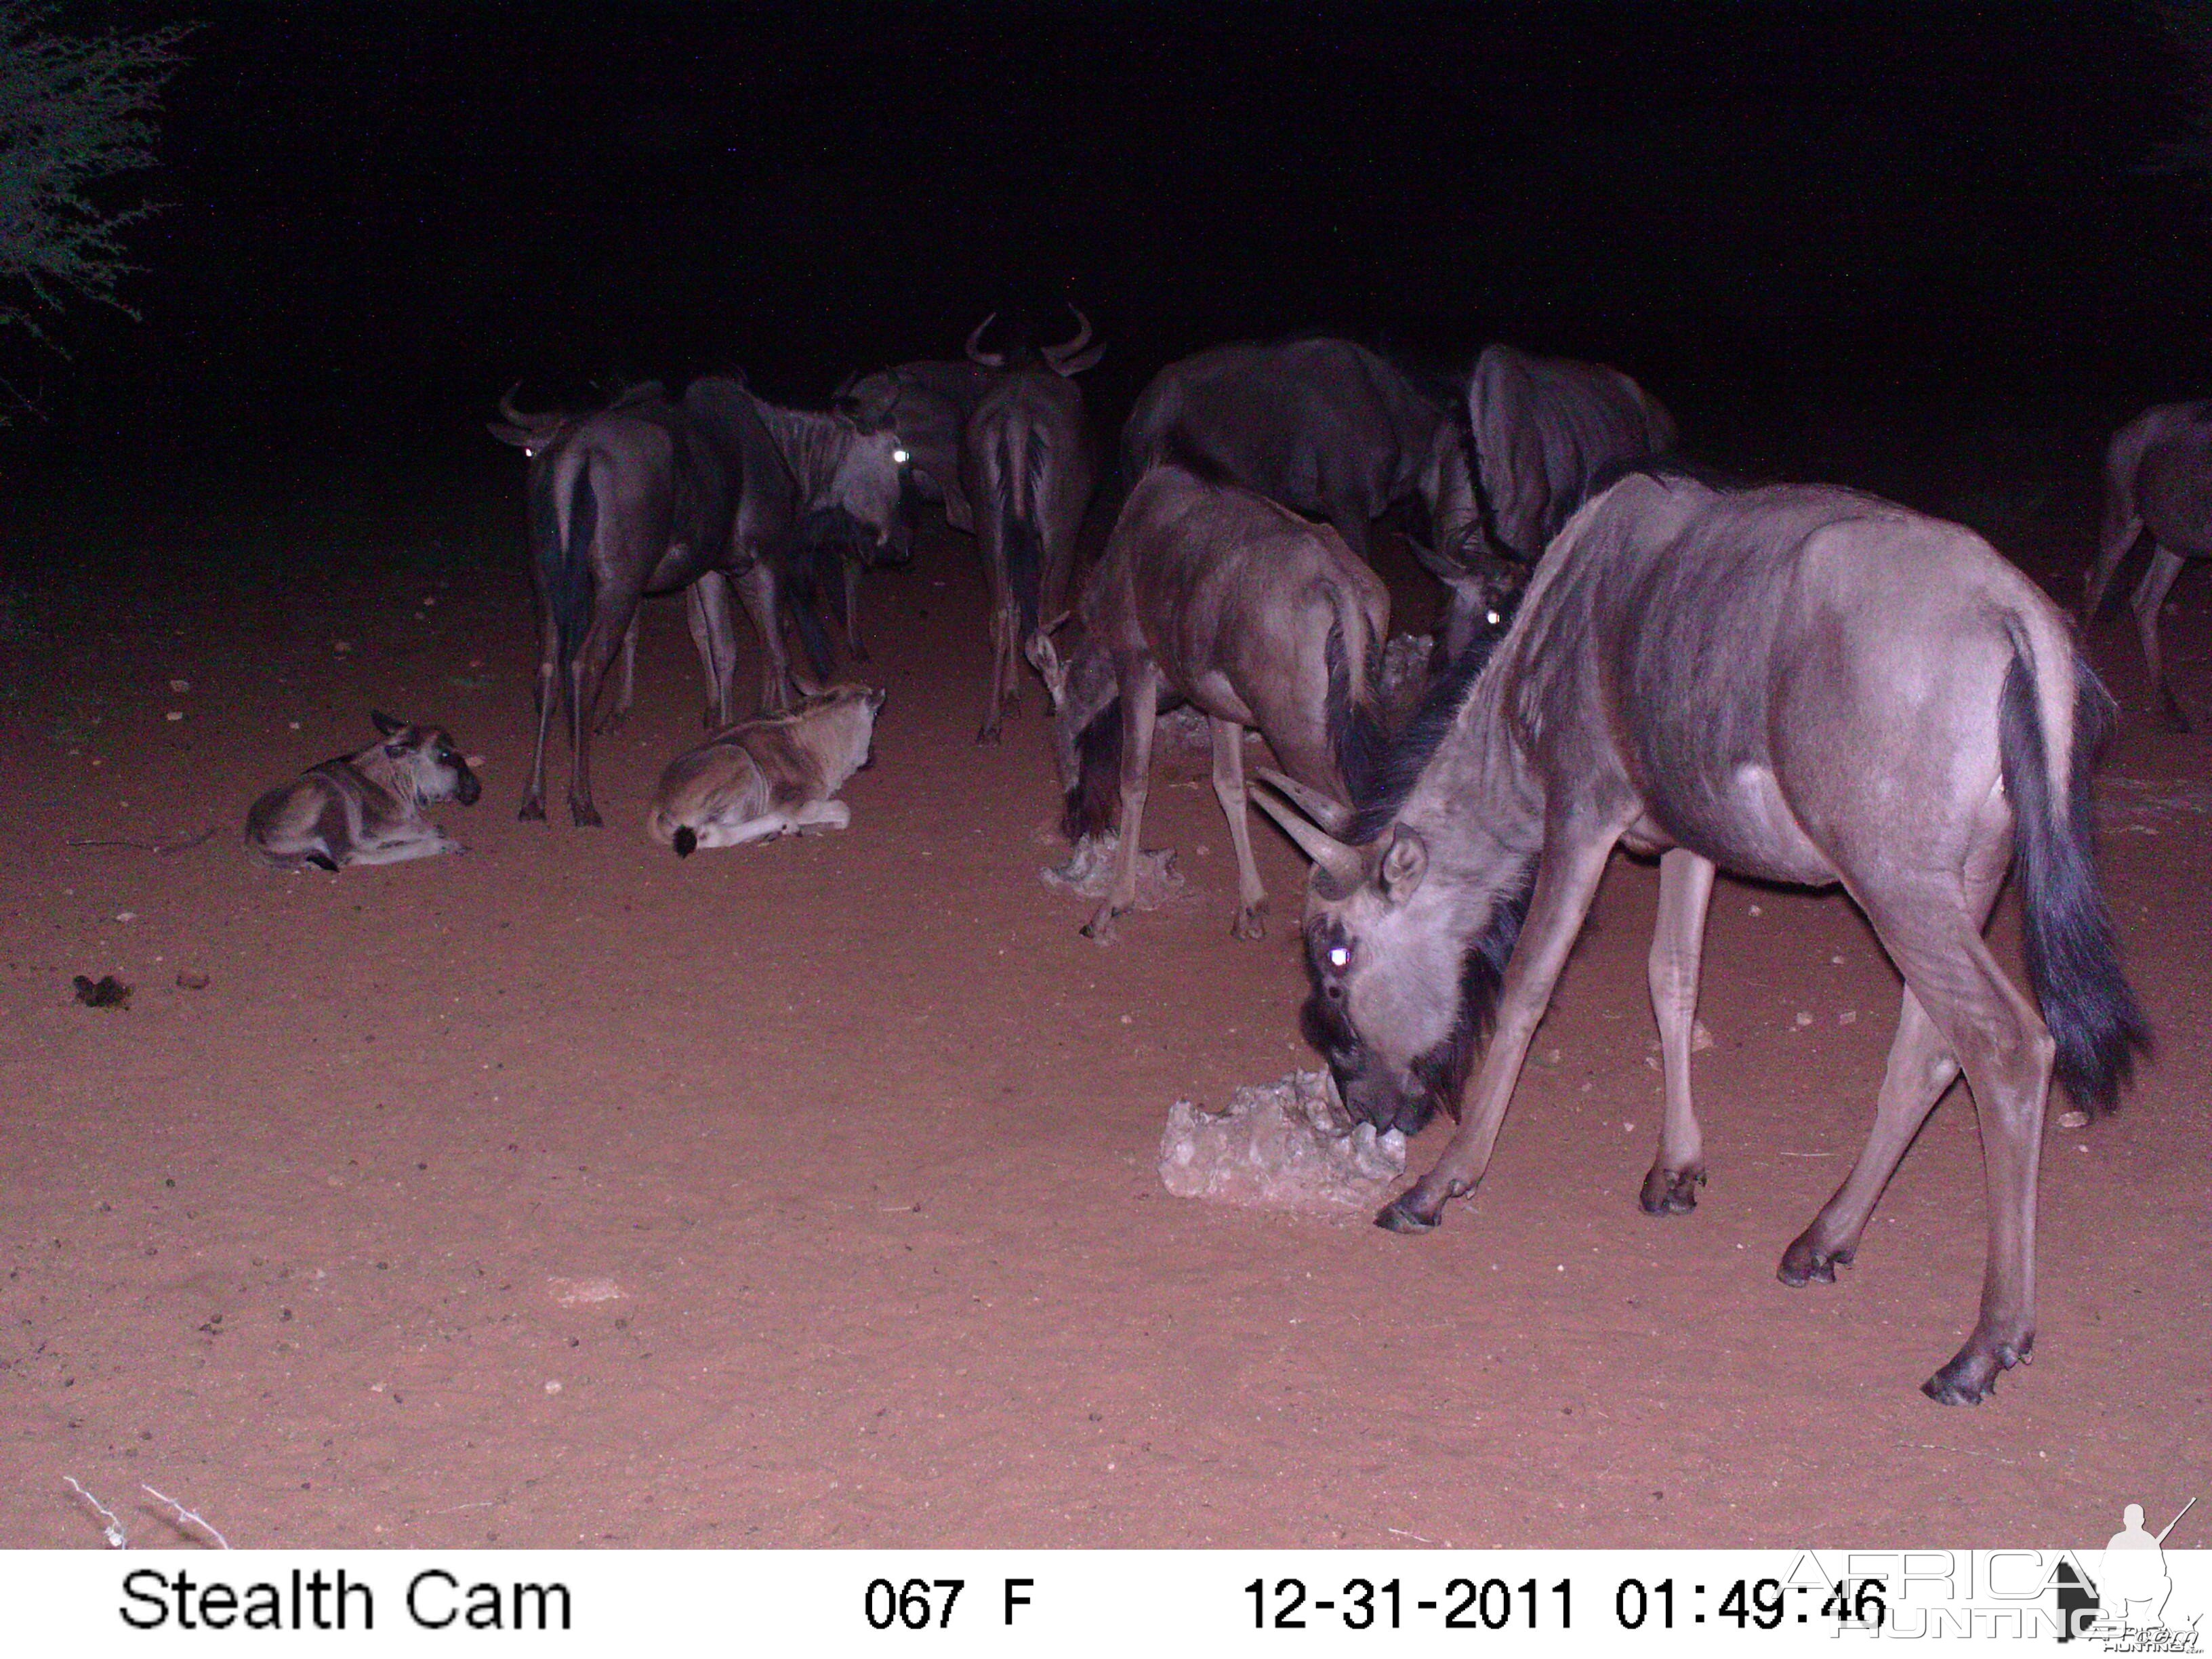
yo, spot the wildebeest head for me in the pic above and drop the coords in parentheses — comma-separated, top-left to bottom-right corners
(823, 415, 916, 567)
(965, 306, 1107, 377)
(1026, 615, 1122, 836)
(487, 386, 575, 459)
(371, 710, 481, 807)
(1254, 779, 1530, 1136)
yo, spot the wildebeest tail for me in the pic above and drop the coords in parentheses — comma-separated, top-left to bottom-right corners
(545, 451, 599, 679)
(1322, 592, 1388, 806)
(1998, 636, 2148, 1110)
(1062, 695, 1122, 842)
(778, 544, 837, 680)
(996, 428, 1044, 638)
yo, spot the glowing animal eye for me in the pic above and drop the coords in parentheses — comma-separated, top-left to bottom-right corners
(893, 447, 910, 465)
(1327, 945, 1350, 970)
(1486, 609, 1501, 627)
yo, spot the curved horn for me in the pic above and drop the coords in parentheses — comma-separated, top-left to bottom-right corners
(1250, 781, 1364, 888)
(497, 382, 533, 424)
(964, 314, 1006, 368)
(1040, 305, 1094, 372)
(1252, 768, 1353, 837)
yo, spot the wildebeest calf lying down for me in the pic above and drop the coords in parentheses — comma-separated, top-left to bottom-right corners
(648, 684, 885, 856)
(245, 712, 480, 871)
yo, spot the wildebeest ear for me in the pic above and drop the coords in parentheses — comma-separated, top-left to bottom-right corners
(371, 710, 405, 737)
(1380, 827, 1428, 904)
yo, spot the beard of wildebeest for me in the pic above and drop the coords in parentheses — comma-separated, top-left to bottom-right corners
(1298, 830, 1534, 1134)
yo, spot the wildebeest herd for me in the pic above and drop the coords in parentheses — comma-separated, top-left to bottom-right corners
(242, 314, 2180, 1408)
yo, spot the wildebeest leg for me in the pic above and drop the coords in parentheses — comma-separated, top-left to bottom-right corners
(2130, 543, 2190, 730)
(732, 562, 796, 713)
(1849, 855, 2049, 1404)
(564, 615, 627, 827)
(842, 554, 869, 663)
(1778, 985, 1958, 1283)
(596, 616, 639, 735)
(1380, 823, 1625, 1231)
(1082, 661, 1162, 941)
(1640, 848, 1717, 1214)
(346, 830, 464, 866)
(686, 573, 741, 727)
(520, 602, 560, 821)
(692, 800, 849, 849)
(2082, 503, 2140, 628)
(1209, 716, 1267, 939)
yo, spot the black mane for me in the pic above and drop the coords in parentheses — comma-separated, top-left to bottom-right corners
(1346, 617, 1510, 846)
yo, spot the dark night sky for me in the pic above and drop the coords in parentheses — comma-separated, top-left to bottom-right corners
(12, 1, 2212, 477)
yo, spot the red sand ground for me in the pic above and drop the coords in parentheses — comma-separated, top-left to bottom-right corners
(1, 477, 2205, 1550)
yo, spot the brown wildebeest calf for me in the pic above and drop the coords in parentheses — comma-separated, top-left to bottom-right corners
(1033, 462, 1389, 941)
(1258, 466, 2147, 1404)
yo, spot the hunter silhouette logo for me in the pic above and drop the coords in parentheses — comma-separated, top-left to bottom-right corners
(2057, 1498, 2201, 1649)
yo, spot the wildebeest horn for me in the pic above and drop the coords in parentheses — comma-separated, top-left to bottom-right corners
(1251, 780, 1363, 888)
(1252, 768, 1353, 836)
(964, 314, 1006, 368)
(1041, 306, 1094, 372)
(1403, 535, 1465, 583)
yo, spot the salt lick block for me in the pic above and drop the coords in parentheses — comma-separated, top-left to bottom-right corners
(1160, 1069, 1407, 1214)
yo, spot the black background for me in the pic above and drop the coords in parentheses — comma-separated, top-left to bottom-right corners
(9, 1, 2211, 492)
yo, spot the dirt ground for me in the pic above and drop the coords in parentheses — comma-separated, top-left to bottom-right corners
(1, 462, 2205, 1551)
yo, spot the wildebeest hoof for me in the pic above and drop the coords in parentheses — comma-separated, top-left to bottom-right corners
(1080, 908, 1121, 944)
(2161, 689, 2192, 733)
(1375, 1191, 1443, 1233)
(1638, 1164, 1706, 1216)
(594, 710, 628, 735)
(570, 802, 604, 828)
(1231, 904, 1267, 941)
(1921, 1334, 2030, 1406)
(1777, 1233, 1855, 1287)
(518, 798, 547, 823)
(975, 723, 1005, 745)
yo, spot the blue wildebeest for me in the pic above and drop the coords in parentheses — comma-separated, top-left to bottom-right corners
(960, 308, 1105, 740)
(1032, 461, 1389, 941)
(1256, 466, 2146, 1404)
(1124, 337, 1448, 569)
(492, 377, 907, 826)
(2085, 399, 2212, 730)
(1412, 343, 1675, 663)
(838, 358, 999, 535)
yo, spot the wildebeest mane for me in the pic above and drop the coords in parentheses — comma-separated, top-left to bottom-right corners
(1345, 615, 1511, 846)
(1410, 857, 1538, 1118)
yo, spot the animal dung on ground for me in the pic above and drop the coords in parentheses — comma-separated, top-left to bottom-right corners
(1041, 831, 1182, 907)
(71, 975, 131, 1010)
(175, 970, 211, 991)
(648, 684, 884, 855)
(1160, 1069, 1407, 1213)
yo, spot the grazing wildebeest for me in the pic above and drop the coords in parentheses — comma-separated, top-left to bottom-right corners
(962, 308, 1105, 740)
(493, 377, 907, 826)
(246, 712, 480, 871)
(1033, 462, 1389, 941)
(2085, 399, 2212, 730)
(647, 683, 886, 856)
(1415, 343, 1677, 662)
(1256, 467, 2146, 1404)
